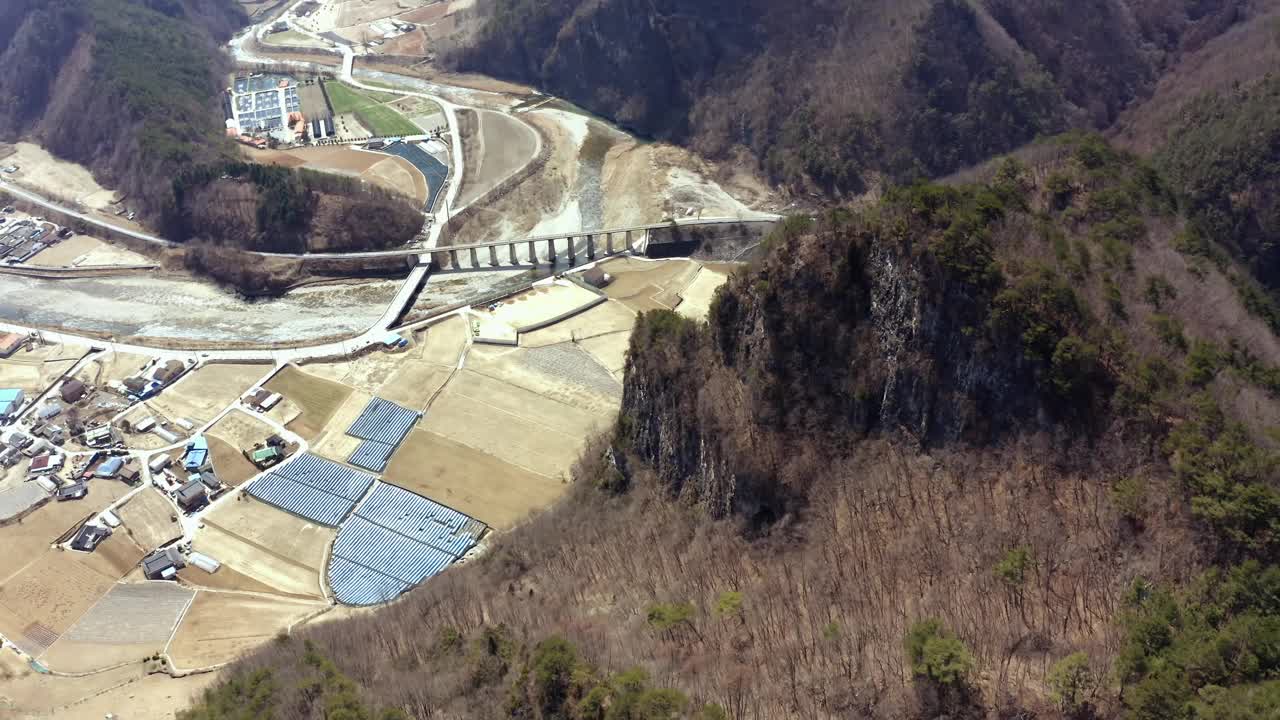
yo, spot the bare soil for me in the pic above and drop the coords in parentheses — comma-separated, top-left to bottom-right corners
(0, 654, 218, 720)
(0, 339, 88, 398)
(145, 363, 268, 427)
(116, 489, 182, 553)
(193, 496, 335, 599)
(457, 109, 540, 208)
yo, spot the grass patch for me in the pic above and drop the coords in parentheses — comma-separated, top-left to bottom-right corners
(323, 81, 403, 113)
(355, 104, 422, 136)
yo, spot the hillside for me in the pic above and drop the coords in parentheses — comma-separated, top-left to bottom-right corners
(179, 134, 1279, 719)
(448, 0, 1252, 196)
(0, 0, 424, 272)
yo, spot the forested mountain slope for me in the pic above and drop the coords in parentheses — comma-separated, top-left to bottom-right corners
(0, 0, 423, 269)
(448, 0, 1251, 195)
(180, 135, 1280, 720)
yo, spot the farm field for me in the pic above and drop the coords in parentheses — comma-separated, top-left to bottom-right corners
(191, 498, 335, 598)
(420, 361, 613, 478)
(73, 350, 154, 388)
(115, 489, 181, 552)
(264, 365, 354, 440)
(356, 104, 421, 136)
(675, 265, 731, 321)
(40, 582, 194, 672)
(323, 81, 402, 113)
(516, 299, 638, 349)
(166, 592, 325, 669)
(457, 109, 539, 207)
(30, 235, 150, 267)
(145, 363, 266, 427)
(0, 340, 88, 397)
(309, 388, 372, 463)
(0, 480, 133, 582)
(242, 145, 426, 203)
(598, 257, 701, 312)
(262, 29, 330, 48)
(0, 546, 126, 656)
(384, 429, 563, 529)
(482, 282, 603, 332)
(207, 410, 278, 485)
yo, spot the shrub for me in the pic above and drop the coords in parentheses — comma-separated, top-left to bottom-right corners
(904, 619, 975, 685)
(1047, 652, 1096, 714)
(994, 546, 1032, 587)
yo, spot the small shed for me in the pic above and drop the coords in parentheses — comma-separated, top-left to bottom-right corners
(36, 403, 62, 421)
(148, 454, 172, 472)
(119, 463, 141, 484)
(132, 417, 157, 433)
(188, 552, 221, 574)
(59, 379, 86, 403)
(251, 445, 283, 467)
(199, 472, 223, 492)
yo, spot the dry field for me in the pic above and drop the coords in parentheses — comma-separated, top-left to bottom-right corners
(457, 109, 540, 207)
(166, 591, 326, 669)
(483, 282, 603, 332)
(384, 429, 564, 529)
(177, 562, 281, 596)
(265, 365, 354, 440)
(516, 299, 637, 349)
(0, 480, 133, 583)
(675, 265, 730, 320)
(73, 351, 154, 388)
(337, 0, 422, 26)
(145, 363, 267, 427)
(41, 582, 194, 672)
(0, 340, 88, 398)
(116, 489, 182, 552)
(420, 359, 615, 478)
(309, 388, 372, 463)
(0, 653, 219, 720)
(364, 155, 428, 205)
(192, 497, 335, 599)
(207, 411, 278, 485)
(0, 542, 138, 656)
(598, 257, 701, 312)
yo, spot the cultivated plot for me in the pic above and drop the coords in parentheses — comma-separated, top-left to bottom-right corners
(384, 429, 564, 529)
(482, 282, 604, 333)
(207, 410, 279, 486)
(115, 489, 182, 552)
(457, 109, 539, 207)
(73, 351, 154, 388)
(166, 592, 325, 669)
(191, 497, 337, 599)
(0, 480, 133, 583)
(145, 363, 267, 427)
(676, 266, 731, 321)
(597, 257, 702, 312)
(265, 365, 354, 440)
(41, 582, 194, 672)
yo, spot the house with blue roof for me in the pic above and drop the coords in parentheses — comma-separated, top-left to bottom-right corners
(0, 388, 24, 422)
(184, 435, 209, 471)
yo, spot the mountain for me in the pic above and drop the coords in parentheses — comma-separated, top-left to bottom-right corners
(448, 0, 1251, 196)
(0, 0, 423, 278)
(180, 133, 1280, 719)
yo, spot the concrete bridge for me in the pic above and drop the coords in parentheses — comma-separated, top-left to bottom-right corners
(429, 217, 777, 270)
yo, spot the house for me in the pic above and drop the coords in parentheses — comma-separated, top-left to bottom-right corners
(198, 472, 223, 492)
(250, 445, 284, 468)
(70, 524, 111, 552)
(176, 478, 207, 511)
(142, 546, 186, 580)
(83, 425, 114, 448)
(56, 481, 88, 501)
(119, 463, 141, 485)
(28, 454, 63, 474)
(183, 435, 209, 471)
(94, 457, 124, 478)
(131, 416, 156, 433)
(153, 360, 185, 384)
(0, 332, 24, 358)
(59, 379, 86, 403)
(122, 377, 147, 395)
(0, 388, 24, 420)
(36, 403, 62, 421)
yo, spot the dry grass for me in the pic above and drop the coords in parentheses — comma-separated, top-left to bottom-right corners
(146, 363, 267, 427)
(116, 489, 182, 552)
(167, 592, 325, 669)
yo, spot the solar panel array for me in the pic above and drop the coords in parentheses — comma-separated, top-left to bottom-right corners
(348, 440, 396, 473)
(345, 398, 419, 472)
(348, 398, 419, 445)
(327, 482, 487, 605)
(246, 453, 376, 526)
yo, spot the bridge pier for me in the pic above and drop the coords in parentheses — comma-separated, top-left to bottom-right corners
(449, 249, 459, 267)
(605, 232, 614, 255)
(625, 230, 634, 251)
(567, 236, 577, 267)
(469, 247, 480, 268)
(547, 237, 557, 265)
(509, 243, 518, 265)
(489, 245, 499, 267)
(528, 240, 537, 265)
(586, 234, 596, 261)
